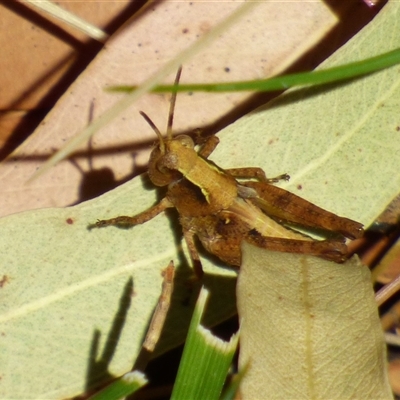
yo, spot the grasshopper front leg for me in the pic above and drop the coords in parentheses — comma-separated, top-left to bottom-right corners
(197, 135, 219, 159)
(197, 136, 290, 184)
(92, 197, 173, 229)
(197, 135, 290, 184)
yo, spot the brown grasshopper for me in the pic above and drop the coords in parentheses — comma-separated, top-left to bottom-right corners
(93, 68, 363, 278)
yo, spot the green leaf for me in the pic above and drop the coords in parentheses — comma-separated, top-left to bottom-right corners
(109, 47, 400, 94)
(88, 371, 147, 400)
(219, 363, 249, 400)
(171, 288, 239, 400)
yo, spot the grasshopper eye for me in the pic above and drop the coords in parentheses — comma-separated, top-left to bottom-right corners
(175, 135, 194, 149)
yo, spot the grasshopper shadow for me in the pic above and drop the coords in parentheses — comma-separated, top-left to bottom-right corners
(78, 277, 134, 397)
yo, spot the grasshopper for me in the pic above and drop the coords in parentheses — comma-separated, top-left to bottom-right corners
(93, 68, 363, 278)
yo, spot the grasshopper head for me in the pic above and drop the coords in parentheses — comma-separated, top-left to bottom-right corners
(148, 135, 195, 187)
(140, 110, 182, 187)
(142, 67, 185, 187)
(148, 141, 179, 186)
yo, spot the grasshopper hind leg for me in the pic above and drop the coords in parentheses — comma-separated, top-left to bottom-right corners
(245, 231, 349, 263)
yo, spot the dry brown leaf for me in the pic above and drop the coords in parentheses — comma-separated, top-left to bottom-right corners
(0, 0, 336, 217)
(0, 1, 129, 111)
(373, 242, 400, 284)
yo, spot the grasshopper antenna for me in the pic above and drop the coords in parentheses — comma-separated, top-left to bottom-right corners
(166, 66, 182, 141)
(139, 110, 166, 155)
(139, 67, 182, 154)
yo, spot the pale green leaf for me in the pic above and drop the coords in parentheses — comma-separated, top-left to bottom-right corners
(211, 1, 400, 228)
(0, 178, 237, 399)
(237, 243, 392, 399)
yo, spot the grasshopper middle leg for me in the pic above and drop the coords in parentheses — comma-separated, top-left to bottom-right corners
(226, 167, 290, 183)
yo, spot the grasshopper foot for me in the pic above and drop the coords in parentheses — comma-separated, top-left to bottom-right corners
(88, 216, 139, 230)
(267, 173, 290, 183)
